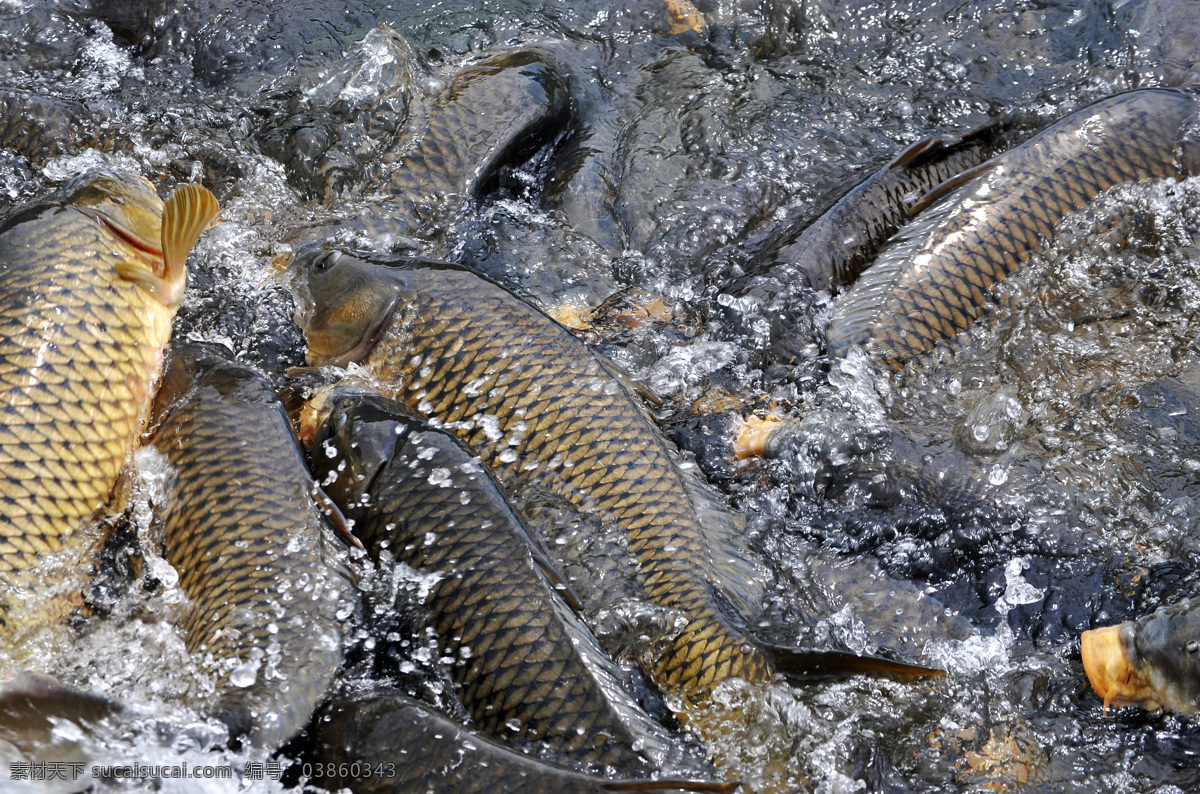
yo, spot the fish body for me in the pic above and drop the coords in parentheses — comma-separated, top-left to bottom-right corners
(827, 88, 1200, 368)
(308, 689, 738, 794)
(1082, 598, 1200, 715)
(0, 172, 215, 644)
(0, 89, 115, 165)
(147, 343, 354, 748)
(303, 386, 682, 771)
(289, 249, 773, 703)
(374, 50, 570, 232)
(769, 123, 1008, 292)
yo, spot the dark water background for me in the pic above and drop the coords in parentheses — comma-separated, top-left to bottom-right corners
(4, 0, 1200, 791)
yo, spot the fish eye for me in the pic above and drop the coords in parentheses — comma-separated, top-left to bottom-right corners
(314, 250, 342, 273)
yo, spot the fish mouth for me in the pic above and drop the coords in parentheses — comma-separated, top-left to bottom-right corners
(307, 301, 397, 369)
(1081, 625, 1156, 710)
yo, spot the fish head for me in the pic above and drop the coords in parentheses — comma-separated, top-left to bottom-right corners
(307, 386, 413, 512)
(288, 244, 404, 368)
(61, 170, 165, 255)
(1082, 598, 1200, 714)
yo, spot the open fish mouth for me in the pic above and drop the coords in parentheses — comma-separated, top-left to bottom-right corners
(305, 299, 396, 368)
(1081, 625, 1157, 711)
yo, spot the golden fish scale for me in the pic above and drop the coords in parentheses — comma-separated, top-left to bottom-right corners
(791, 141, 997, 288)
(334, 417, 654, 768)
(832, 89, 1197, 368)
(0, 206, 172, 633)
(152, 371, 346, 737)
(364, 270, 770, 700)
(380, 54, 565, 215)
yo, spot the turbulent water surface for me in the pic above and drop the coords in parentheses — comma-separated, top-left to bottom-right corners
(4, 0, 1200, 791)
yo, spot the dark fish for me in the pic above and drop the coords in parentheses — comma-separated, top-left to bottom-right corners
(0, 172, 216, 646)
(1082, 598, 1200, 715)
(0, 90, 115, 165)
(307, 689, 741, 794)
(765, 121, 1009, 292)
(827, 88, 1200, 369)
(373, 50, 570, 233)
(0, 674, 121, 752)
(300, 385, 685, 771)
(147, 343, 354, 748)
(288, 247, 940, 704)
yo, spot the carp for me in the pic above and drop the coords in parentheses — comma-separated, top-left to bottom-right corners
(300, 385, 690, 772)
(287, 247, 939, 705)
(765, 120, 1010, 293)
(373, 50, 570, 230)
(146, 343, 354, 748)
(0, 171, 216, 645)
(1082, 597, 1200, 715)
(826, 88, 1200, 369)
(307, 689, 740, 794)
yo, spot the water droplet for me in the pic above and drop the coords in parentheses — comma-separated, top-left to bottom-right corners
(229, 658, 261, 688)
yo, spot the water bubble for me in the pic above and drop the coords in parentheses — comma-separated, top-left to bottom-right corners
(228, 656, 262, 688)
(988, 465, 1008, 486)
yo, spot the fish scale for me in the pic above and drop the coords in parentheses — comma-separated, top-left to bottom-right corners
(149, 344, 352, 748)
(293, 255, 773, 703)
(375, 51, 569, 226)
(305, 388, 682, 771)
(309, 689, 736, 794)
(0, 172, 214, 645)
(827, 88, 1200, 368)
(760, 122, 1010, 292)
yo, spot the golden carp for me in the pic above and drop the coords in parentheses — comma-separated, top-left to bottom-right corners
(0, 171, 216, 645)
(147, 343, 354, 748)
(288, 248, 939, 705)
(827, 88, 1200, 369)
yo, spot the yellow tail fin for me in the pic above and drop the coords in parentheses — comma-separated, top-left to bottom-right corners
(159, 183, 219, 307)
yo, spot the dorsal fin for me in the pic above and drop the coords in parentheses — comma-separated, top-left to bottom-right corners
(885, 135, 949, 171)
(906, 159, 994, 216)
(159, 183, 219, 306)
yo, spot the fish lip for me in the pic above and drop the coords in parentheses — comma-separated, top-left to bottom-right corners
(307, 301, 397, 369)
(78, 206, 164, 259)
(1081, 624, 1154, 710)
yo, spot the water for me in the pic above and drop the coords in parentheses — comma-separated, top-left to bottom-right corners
(3, 0, 1200, 791)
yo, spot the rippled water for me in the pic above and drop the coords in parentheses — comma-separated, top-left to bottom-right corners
(4, 0, 1200, 791)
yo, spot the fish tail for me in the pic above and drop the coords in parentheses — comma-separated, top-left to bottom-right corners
(159, 183, 219, 306)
